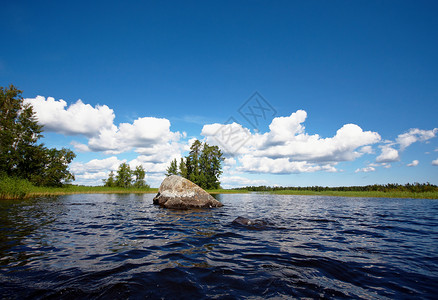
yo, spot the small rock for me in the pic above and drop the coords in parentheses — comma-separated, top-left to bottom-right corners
(232, 216, 268, 229)
(153, 175, 223, 209)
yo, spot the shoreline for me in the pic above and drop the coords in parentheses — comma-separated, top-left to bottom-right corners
(1, 187, 437, 200)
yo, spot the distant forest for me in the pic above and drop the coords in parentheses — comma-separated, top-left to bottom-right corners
(233, 183, 438, 193)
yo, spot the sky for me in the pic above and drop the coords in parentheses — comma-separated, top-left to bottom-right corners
(1, 0, 437, 188)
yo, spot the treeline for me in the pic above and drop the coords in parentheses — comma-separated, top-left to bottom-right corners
(233, 183, 438, 193)
(103, 163, 149, 188)
(166, 140, 224, 190)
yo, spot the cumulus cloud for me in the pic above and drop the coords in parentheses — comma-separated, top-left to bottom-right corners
(202, 110, 380, 174)
(201, 122, 252, 155)
(83, 117, 182, 154)
(374, 127, 437, 164)
(407, 160, 419, 167)
(237, 155, 337, 174)
(432, 159, 438, 166)
(359, 146, 374, 154)
(24, 96, 114, 136)
(220, 176, 268, 188)
(25, 95, 184, 156)
(376, 145, 400, 163)
(396, 128, 438, 150)
(355, 166, 376, 173)
(70, 156, 125, 185)
(70, 155, 172, 186)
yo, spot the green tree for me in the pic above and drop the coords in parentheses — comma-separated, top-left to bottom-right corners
(179, 157, 187, 178)
(133, 165, 148, 188)
(0, 85, 76, 186)
(30, 148, 76, 187)
(166, 140, 224, 189)
(187, 139, 202, 183)
(116, 163, 132, 188)
(166, 158, 178, 176)
(199, 143, 223, 189)
(103, 171, 116, 187)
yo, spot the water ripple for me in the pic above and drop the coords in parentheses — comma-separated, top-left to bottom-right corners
(0, 193, 437, 299)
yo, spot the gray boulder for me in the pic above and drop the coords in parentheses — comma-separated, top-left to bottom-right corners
(153, 175, 223, 209)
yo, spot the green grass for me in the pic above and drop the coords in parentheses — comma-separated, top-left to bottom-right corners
(269, 189, 438, 199)
(206, 189, 249, 194)
(1, 176, 436, 200)
(27, 185, 158, 197)
(0, 176, 34, 199)
(0, 177, 158, 199)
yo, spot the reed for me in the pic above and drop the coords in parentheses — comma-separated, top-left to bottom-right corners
(0, 176, 34, 199)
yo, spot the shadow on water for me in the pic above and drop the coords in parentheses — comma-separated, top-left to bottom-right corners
(1, 193, 438, 299)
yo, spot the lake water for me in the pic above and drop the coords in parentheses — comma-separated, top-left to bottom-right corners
(0, 193, 437, 299)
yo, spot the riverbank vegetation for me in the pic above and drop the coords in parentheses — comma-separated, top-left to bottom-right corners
(0, 176, 156, 200)
(233, 183, 438, 199)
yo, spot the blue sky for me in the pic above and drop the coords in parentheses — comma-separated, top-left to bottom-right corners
(1, 0, 437, 187)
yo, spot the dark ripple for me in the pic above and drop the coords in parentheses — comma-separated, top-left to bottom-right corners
(0, 194, 437, 299)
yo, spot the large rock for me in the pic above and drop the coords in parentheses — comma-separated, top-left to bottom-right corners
(153, 175, 223, 209)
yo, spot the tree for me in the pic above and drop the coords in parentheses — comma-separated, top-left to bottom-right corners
(166, 140, 224, 190)
(199, 143, 223, 189)
(179, 157, 187, 178)
(116, 163, 132, 188)
(166, 158, 178, 176)
(187, 139, 202, 183)
(30, 148, 76, 187)
(0, 85, 76, 186)
(133, 165, 148, 188)
(103, 171, 116, 187)
(103, 164, 149, 188)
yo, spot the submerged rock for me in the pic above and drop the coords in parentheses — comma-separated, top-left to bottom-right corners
(153, 175, 223, 209)
(232, 216, 268, 229)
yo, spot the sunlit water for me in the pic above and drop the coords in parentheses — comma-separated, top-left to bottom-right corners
(0, 193, 437, 299)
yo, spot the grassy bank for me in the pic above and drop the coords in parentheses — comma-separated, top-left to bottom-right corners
(269, 189, 438, 199)
(1, 176, 437, 200)
(0, 177, 158, 200)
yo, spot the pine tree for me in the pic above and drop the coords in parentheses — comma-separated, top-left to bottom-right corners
(104, 171, 116, 187)
(166, 158, 178, 176)
(179, 157, 187, 178)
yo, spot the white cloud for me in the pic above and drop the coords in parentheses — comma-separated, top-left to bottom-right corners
(84, 117, 181, 154)
(24, 96, 114, 137)
(432, 159, 438, 166)
(396, 128, 438, 150)
(237, 155, 337, 174)
(220, 176, 268, 188)
(70, 155, 172, 186)
(70, 156, 125, 186)
(201, 122, 252, 155)
(202, 110, 380, 174)
(407, 160, 419, 167)
(25, 95, 185, 157)
(266, 109, 307, 144)
(254, 123, 381, 162)
(355, 166, 376, 173)
(70, 156, 123, 175)
(376, 145, 400, 163)
(359, 145, 374, 154)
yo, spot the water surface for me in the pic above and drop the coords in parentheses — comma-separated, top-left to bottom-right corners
(0, 193, 437, 299)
